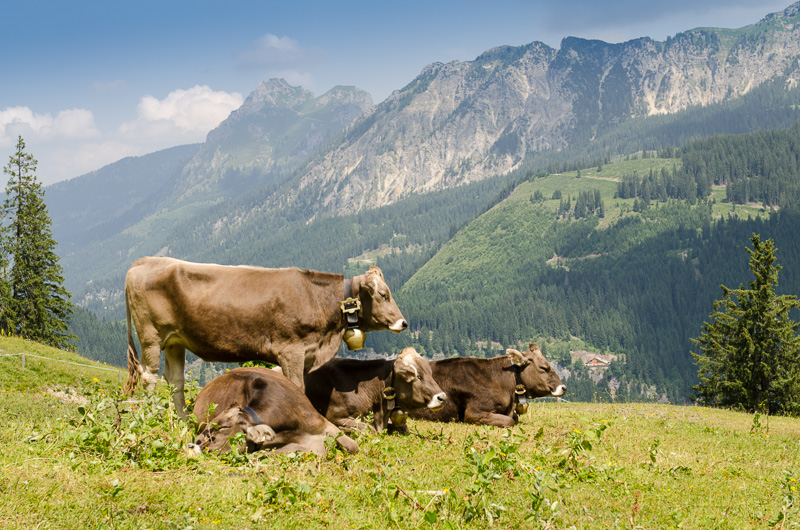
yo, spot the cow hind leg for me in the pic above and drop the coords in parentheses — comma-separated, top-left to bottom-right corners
(163, 344, 187, 418)
(137, 333, 163, 391)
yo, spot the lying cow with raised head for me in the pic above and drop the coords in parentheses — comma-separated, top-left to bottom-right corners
(410, 342, 566, 427)
(193, 367, 358, 455)
(303, 347, 447, 433)
(123, 257, 407, 415)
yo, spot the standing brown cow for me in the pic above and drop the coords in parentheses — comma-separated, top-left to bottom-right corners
(410, 343, 566, 427)
(124, 257, 407, 414)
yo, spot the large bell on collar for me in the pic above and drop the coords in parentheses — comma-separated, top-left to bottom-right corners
(343, 328, 366, 350)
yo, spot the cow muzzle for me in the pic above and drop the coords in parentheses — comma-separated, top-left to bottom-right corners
(551, 385, 566, 398)
(389, 319, 408, 333)
(428, 392, 447, 411)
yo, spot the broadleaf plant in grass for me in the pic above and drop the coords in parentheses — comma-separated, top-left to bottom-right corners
(691, 233, 800, 414)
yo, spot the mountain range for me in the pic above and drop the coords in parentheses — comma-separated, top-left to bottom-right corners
(44, 3, 800, 401)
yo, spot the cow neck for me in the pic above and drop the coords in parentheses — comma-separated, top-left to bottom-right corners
(510, 363, 528, 406)
(342, 276, 361, 328)
(381, 361, 397, 412)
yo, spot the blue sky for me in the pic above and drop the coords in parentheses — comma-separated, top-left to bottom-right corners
(0, 0, 791, 185)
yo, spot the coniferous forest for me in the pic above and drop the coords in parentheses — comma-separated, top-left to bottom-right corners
(69, 118, 800, 404)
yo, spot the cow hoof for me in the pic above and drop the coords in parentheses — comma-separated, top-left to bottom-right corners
(246, 424, 276, 446)
(336, 434, 359, 454)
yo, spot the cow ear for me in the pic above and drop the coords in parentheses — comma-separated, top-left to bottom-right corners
(395, 349, 419, 383)
(507, 348, 530, 366)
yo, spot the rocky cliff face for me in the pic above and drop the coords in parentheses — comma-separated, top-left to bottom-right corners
(174, 79, 373, 204)
(291, 2, 800, 215)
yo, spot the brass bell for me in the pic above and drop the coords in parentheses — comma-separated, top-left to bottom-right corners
(343, 328, 366, 350)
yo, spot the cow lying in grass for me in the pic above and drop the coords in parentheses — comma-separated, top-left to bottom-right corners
(193, 367, 358, 455)
(410, 343, 566, 427)
(303, 347, 447, 433)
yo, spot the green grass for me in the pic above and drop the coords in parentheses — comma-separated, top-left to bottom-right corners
(2, 336, 799, 529)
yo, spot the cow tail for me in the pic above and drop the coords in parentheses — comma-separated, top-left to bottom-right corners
(123, 286, 142, 395)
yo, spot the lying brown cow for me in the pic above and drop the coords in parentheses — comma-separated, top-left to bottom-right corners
(410, 343, 566, 427)
(123, 257, 407, 414)
(304, 347, 447, 432)
(193, 367, 358, 455)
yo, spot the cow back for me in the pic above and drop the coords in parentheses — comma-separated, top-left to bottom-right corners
(127, 257, 345, 366)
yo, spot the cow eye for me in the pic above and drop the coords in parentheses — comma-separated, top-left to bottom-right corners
(417, 374, 423, 380)
(381, 292, 390, 301)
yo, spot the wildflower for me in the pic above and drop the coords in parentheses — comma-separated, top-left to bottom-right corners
(93, 378, 99, 383)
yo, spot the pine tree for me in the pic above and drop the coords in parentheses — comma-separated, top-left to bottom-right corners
(691, 234, 800, 414)
(1, 136, 75, 349)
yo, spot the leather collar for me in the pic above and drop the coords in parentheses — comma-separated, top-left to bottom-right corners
(511, 364, 527, 399)
(342, 276, 360, 328)
(242, 406, 263, 425)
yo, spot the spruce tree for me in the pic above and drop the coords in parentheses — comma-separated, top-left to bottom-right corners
(691, 234, 800, 414)
(1, 136, 75, 349)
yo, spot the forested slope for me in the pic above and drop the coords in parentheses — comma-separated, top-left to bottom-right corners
(392, 122, 800, 403)
(70, 121, 800, 404)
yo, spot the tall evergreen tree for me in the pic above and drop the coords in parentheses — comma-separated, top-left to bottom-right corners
(691, 234, 800, 414)
(1, 136, 75, 349)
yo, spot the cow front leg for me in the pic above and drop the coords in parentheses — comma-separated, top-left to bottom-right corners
(277, 350, 305, 392)
(464, 404, 516, 427)
(163, 344, 187, 418)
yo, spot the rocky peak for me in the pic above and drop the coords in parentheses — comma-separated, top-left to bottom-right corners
(315, 85, 373, 111)
(241, 78, 314, 113)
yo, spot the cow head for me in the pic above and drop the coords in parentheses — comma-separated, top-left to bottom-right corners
(357, 266, 408, 333)
(507, 343, 566, 399)
(392, 347, 447, 412)
(194, 406, 275, 453)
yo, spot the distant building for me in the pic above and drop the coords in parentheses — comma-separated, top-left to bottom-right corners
(584, 357, 611, 368)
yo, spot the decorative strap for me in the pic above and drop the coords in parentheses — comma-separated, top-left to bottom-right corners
(382, 384, 396, 411)
(242, 406, 263, 425)
(512, 365, 528, 407)
(342, 277, 361, 328)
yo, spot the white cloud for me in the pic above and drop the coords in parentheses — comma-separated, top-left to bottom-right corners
(118, 85, 243, 144)
(0, 106, 99, 147)
(0, 85, 243, 184)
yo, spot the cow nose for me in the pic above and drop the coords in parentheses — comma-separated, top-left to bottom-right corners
(390, 319, 408, 332)
(428, 392, 447, 410)
(552, 385, 566, 397)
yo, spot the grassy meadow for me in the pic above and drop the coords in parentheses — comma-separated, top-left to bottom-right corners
(1, 336, 799, 529)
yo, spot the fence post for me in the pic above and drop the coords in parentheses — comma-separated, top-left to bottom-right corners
(21, 353, 25, 369)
